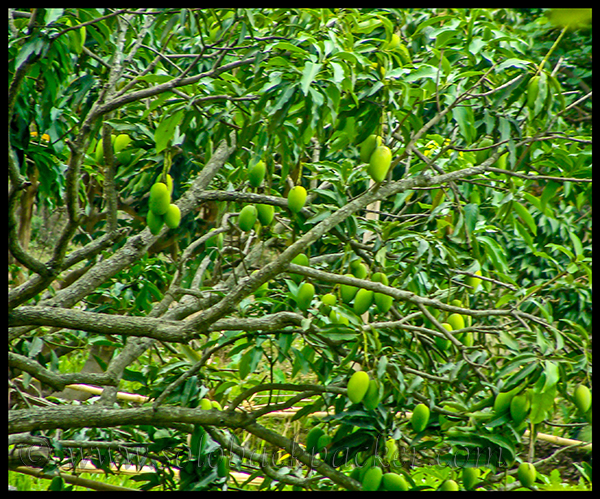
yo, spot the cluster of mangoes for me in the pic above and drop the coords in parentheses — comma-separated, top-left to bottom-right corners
(359, 134, 393, 183)
(339, 261, 394, 316)
(199, 398, 223, 411)
(346, 371, 380, 410)
(147, 175, 181, 235)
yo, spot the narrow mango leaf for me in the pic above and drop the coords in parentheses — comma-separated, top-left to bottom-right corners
(463, 203, 479, 236)
(300, 61, 323, 96)
(155, 109, 184, 153)
(512, 201, 537, 236)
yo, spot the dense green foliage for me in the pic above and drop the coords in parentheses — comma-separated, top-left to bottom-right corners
(9, 8, 591, 492)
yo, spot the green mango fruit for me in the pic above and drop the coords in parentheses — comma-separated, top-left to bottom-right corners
(439, 479, 459, 491)
(388, 33, 401, 50)
(290, 253, 309, 283)
(350, 260, 368, 279)
(435, 322, 453, 350)
(248, 160, 266, 188)
(287, 185, 307, 213)
(527, 76, 540, 110)
(362, 379, 380, 410)
(362, 466, 383, 492)
(517, 462, 536, 488)
(347, 371, 370, 404)
(199, 398, 213, 410)
(476, 137, 494, 164)
(256, 203, 275, 226)
(164, 204, 181, 229)
(510, 393, 530, 425)
(238, 205, 258, 232)
(466, 270, 482, 290)
(321, 293, 337, 306)
(574, 384, 592, 413)
(372, 272, 393, 313)
(462, 467, 479, 490)
(447, 313, 465, 331)
(206, 228, 223, 249)
(149, 182, 171, 216)
(494, 386, 521, 414)
(113, 134, 131, 153)
(360, 134, 382, 163)
(353, 288, 374, 315)
(382, 472, 409, 491)
(457, 332, 474, 347)
(147, 210, 164, 236)
(371, 272, 389, 285)
(316, 434, 332, 455)
(340, 274, 358, 304)
(94, 139, 105, 165)
(211, 400, 222, 411)
(305, 427, 325, 455)
(216, 455, 229, 478)
(368, 145, 392, 183)
(411, 403, 430, 433)
(296, 282, 315, 311)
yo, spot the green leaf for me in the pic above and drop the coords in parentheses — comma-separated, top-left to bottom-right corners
(452, 106, 475, 143)
(155, 109, 184, 154)
(300, 61, 323, 96)
(512, 201, 537, 236)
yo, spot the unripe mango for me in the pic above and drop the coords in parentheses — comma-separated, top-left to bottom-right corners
(462, 467, 479, 490)
(248, 160, 266, 188)
(466, 270, 482, 290)
(317, 434, 332, 455)
(476, 137, 494, 164)
(164, 204, 181, 229)
(362, 466, 383, 491)
(350, 260, 368, 279)
(290, 253, 309, 283)
(211, 400, 223, 411)
(353, 288, 374, 315)
(199, 398, 213, 410)
(439, 479, 459, 491)
(527, 76, 540, 110)
(113, 134, 131, 153)
(447, 313, 465, 331)
(238, 205, 258, 232)
(296, 282, 315, 311)
(510, 393, 530, 425)
(574, 384, 592, 414)
(494, 386, 521, 414)
(383, 472, 409, 491)
(368, 145, 392, 183)
(372, 272, 393, 313)
(287, 185, 307, 213)
(256, 203, 275, 226)
(340, 274, 358, 304)
(305, 426, 325, 455)
(321, 293, 337, 306)
(362, 379, 380, 410)
(147, 210, 164, 235)
(149, 182, 171, 216)
(435, 323, 453, 351)
(517, 462, 536, 488)
(411, 403, 430, 433)
(347, 371, 370, 404)
(360, 134, 382, 163)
